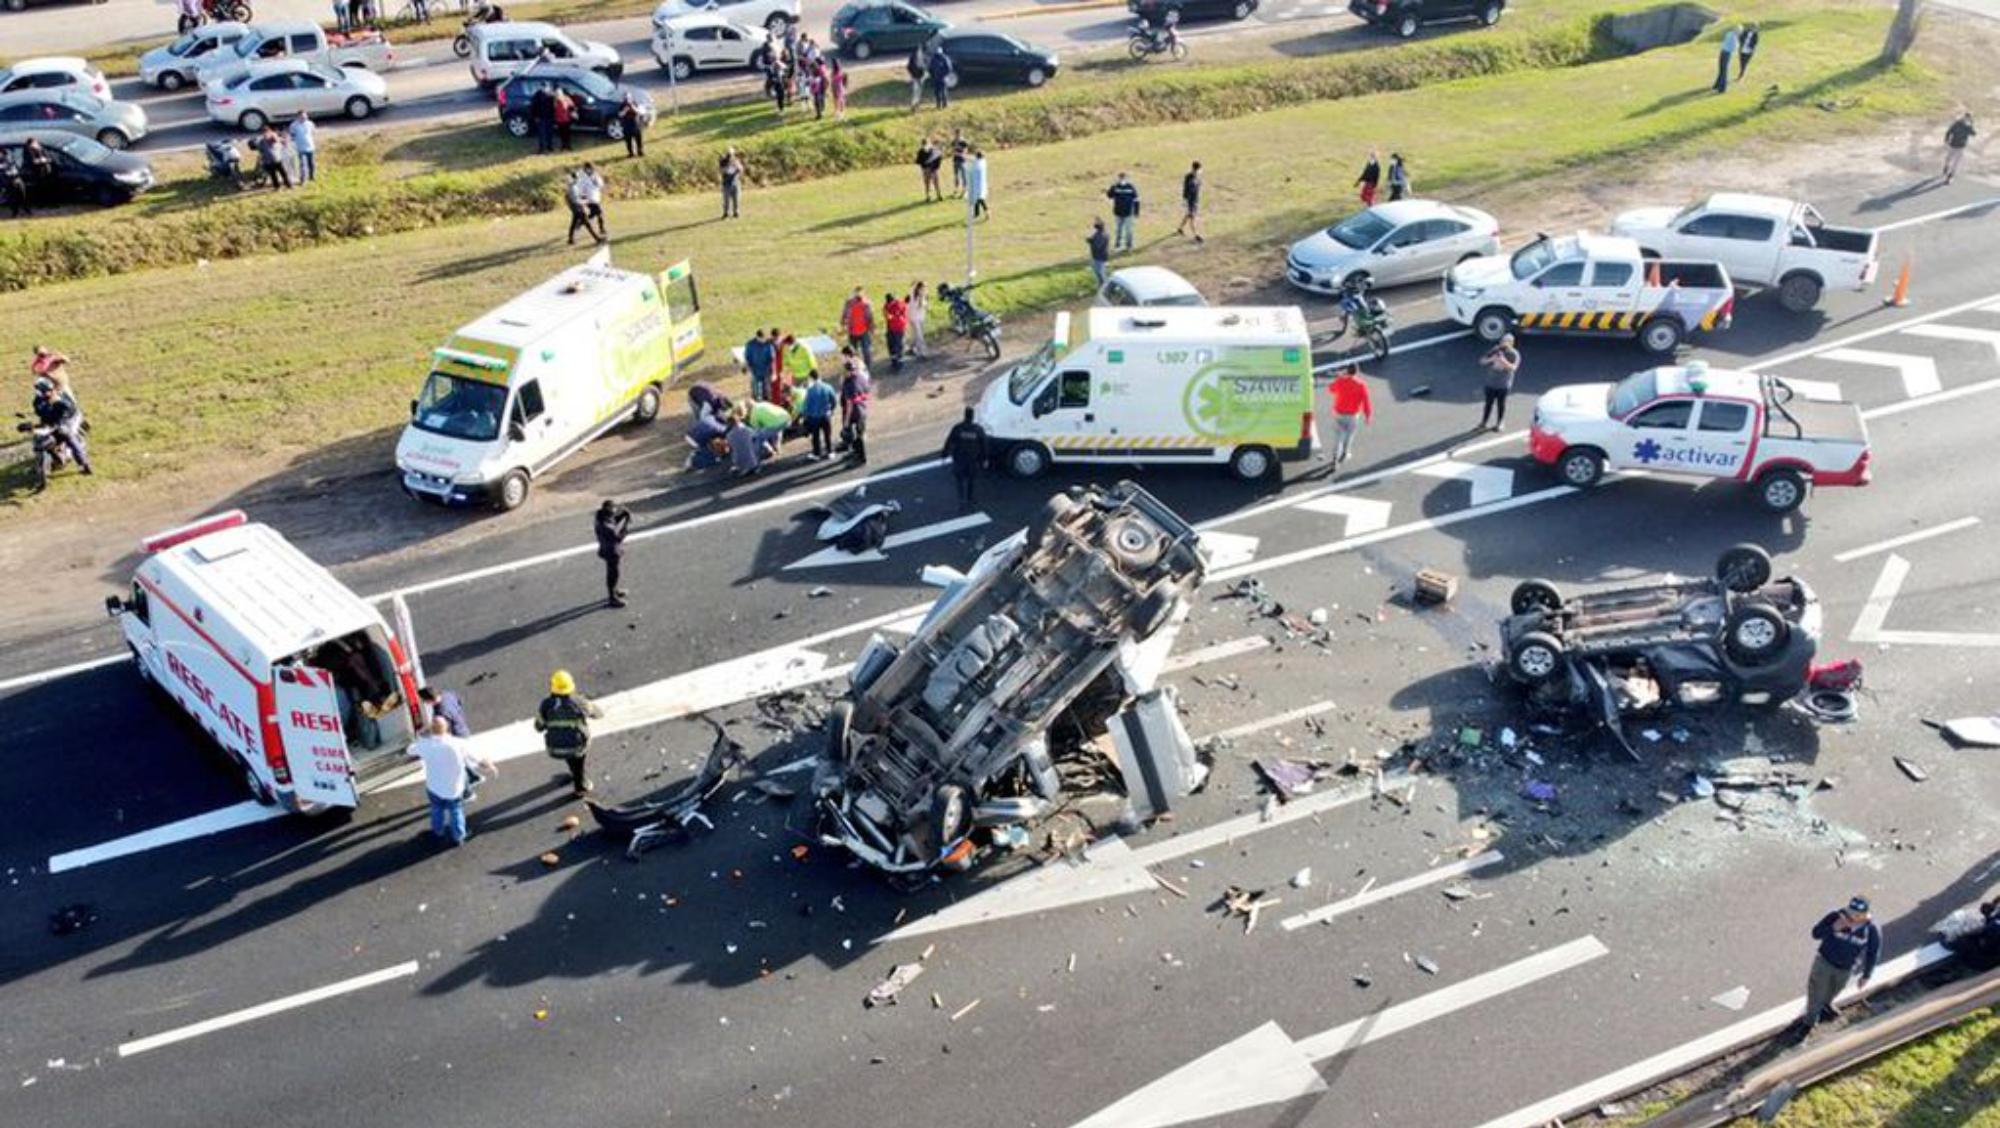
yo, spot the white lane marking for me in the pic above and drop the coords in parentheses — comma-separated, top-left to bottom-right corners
(117, 961, 420, 1058)
(48, 801, 287, 875)
(1985, 302, 2000, 314)
(1312, 329, 1474, 373)
(1195, 530, 1260, 570)
(1279, 851, 1505, 931)
(1416, 459, 1514, 506)
(1818, 347, 1943, 398)
(1207, 699, 1337, 742)
(1070, 936, 1609, 1128)
(1872, 196, 2000, 232)
(1202, 430, 1523, 531)
(783, 513, 991, 570)
(1833, 516, 1981, 563)
(1757, 290, 2000, 368)
(1161, 635, 1269, 672)
(1860, 374, 2000, 420)
(1210, 485, 1577, 585)
(0, 654, 125, 693)
(1903, 322, 2000, 359)
(1849, 553, 2000, 647)
(1296, 494, 1394, 535)
(1471, 944, 1953, 1128)
(1775, 377, 1844, 402)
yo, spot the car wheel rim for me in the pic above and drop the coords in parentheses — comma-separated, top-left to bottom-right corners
(1737, 620, 1777, 651)
(505, 477, 526, 506)
(1238, 450, 1269, 478)
(1013, 449, 1042, 476)
(1519, 648, 1555, 677)
(1766, 480, 1798, 507)
(1563, 458, 1594, 485)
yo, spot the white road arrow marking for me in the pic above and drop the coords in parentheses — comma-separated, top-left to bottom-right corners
(1818, 348, 1942, 398)
(1297, 494, 1395, 535)
(1850, 553, 2000, 647)
(1416, 459, 1514, 506)
(1903, 323, 2000, 359)
(784, 513, 991, 570)
(1069, 936, 1610, 1128)
(1194, 530, 1260, 571)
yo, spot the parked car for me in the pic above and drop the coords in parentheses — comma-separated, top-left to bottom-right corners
(1610, 193, 1880, 313)
(1127, 0, 1259, 25)
(140, 22, 251, 91)
(1443, 233, 1735, 355)
(651, 13, 772, 81)
(0, 132, 153, 206)
(0, 56, 111, 100)
(196, 22, 395, 89)
(1286, 199, 1499, 294)
(496, 67, 654, 141)
(467, 21, 624, 89)
(0, 88, 146, 149)
(1096, 265, 1206, 307)
(205, 59, 390, 131)
(1349, 0, 1504, 39)
(924, 27, 1057, 87)
(829, 0, 949, 60)
(652, 0, 799, 34)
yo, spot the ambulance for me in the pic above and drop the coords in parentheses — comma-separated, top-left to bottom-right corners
(975, 306, 1316, 482)
(396, 251, 704, 511)
(106, 511, 425, 813)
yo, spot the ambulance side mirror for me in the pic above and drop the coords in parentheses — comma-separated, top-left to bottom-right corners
(509, 421, 528, 442)
(409, 398, 418, 418)
(105, 595, 125, 619)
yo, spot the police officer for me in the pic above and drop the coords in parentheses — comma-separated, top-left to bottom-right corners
(594, 499, 631, 608)
(941, 408, 987, 511)
(535, 669, 604, 795)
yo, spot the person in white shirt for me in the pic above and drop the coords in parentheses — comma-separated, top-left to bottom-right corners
(289, 112, 318, 184)
(408, 716, 495, 845)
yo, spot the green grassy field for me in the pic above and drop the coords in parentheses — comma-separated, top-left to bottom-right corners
(0, 0, 1939, 507)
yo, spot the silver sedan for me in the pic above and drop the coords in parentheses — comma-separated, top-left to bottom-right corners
(1286, 199, 1500, 294)
(205, 60, 391, 133)
(0, 89, 148, 149)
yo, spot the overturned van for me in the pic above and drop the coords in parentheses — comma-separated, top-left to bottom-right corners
(814, 481, 1210, 874)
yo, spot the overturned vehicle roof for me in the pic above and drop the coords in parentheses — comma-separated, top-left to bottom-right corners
(815, 481, 1209, 874)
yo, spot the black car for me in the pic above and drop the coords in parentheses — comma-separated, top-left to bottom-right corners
(0, 132, 153, 208)
(927, 28, 1059, 88)
(1127, 0, 1258, 26)
(495, 67, 655, 142)
(829, 0, 949, 60)
(1348, 0, 1504, 39)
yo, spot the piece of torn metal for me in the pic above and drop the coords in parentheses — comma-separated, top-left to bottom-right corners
(866, 962, 926, 1008)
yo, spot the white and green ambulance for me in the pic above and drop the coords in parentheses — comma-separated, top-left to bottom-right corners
(976, 306, 1317, 482)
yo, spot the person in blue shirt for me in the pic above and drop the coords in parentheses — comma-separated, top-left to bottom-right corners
(1790, 896, 1881, 1040)
(743, 329, 775, 403)
(800, 370, 838, 462)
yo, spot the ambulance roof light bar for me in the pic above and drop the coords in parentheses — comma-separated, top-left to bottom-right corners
(140, 510, 247, 555)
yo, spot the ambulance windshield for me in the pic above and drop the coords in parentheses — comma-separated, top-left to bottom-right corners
(412, 372, 508, 442)
(1007, 340, 1060, 405)
(1609, 369, 1659, 416)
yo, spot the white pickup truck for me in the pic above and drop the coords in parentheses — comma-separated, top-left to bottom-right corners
(1442, 233, 1735, 355)
(198, 21, 395, 89)
(1528, 360, 1871, 513)
(1611, 193, 1879, 313)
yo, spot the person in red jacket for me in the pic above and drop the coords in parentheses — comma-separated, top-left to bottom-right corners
(1326, 366, 1373, 467)
(883, 291, 909, 373)
(841, 287, 876, 370)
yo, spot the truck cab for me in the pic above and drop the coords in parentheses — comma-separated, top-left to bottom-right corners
(1610, 193, 1879, 312)
(1444, 232, 1734, 355)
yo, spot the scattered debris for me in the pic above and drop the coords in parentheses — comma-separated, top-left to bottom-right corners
(866, 962, 926, 1008)
(539, 852, 561, 867)
(1711, 986, 1751, 1011)
(1256, 757, 1340, 798)
(1412, 568, 1459, 606)
(949, 999, 982, 1022)
(751, 779, 798, 800)
(808, 586, 834, 599)
(1351, 974, 1373, 989)
(558, 815, 581, 831)
(1894, 757, 1929, 783)
(1520, 779, 1558, 803)
(1441, 884, 1475, 902)
(1151, 872, 1190, 899)
(1308, 608, 1329, 626)
(1413, 955, 1440, 976)
(1936, 715, 2000, 747)
(1691, 775, 1717, 799)
(1221, 886, 1282, 934)
(1290, 867, 1312, 889)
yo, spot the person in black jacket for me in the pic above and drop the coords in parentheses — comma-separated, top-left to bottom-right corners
(536, 670, 604, 795)
(1086, 218, 1111, 286)
(1788, 896, 1882, 1041)
(529, 85, 556, 154)
(942, 409, 987, 511)
(1106, 172, 1140, 253)
(594, 499, 631, 607)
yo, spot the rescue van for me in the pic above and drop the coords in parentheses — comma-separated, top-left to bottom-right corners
(396, 251, 704, 510)
(106, 511, 425, 814)
(975, 306, 1316, 482)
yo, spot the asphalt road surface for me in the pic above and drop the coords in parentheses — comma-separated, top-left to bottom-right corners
(4, 175, 2000, 1127)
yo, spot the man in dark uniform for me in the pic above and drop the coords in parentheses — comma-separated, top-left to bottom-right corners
(942, 408, 987, 511)
(594, 499, 631, 608)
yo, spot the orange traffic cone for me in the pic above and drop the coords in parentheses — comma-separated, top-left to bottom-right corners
(1884, 257, 1912, 307)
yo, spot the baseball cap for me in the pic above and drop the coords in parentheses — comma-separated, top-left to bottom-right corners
(1848, 896, 1871, 915)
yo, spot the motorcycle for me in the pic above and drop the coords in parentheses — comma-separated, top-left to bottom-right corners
(15, 419, 72, 494)
(1128, 14, 1187, 61)
(452, 1, 506, 59)
(179, 0, 252, 34)
(938, 280, 1002, 360)
(1327, 275, 1393, 362)
(587, 719, 746, 858)
(811, 485, 901, 555)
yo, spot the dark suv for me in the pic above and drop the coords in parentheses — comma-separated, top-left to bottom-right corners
(829, 0, 949, 60)
(1348, 0, 1504, 38)
(1127, 0, 1258, 26)
(495, 66, 654, 142)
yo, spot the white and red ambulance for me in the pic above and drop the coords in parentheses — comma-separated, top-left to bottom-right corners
(107, 511, 424, 813)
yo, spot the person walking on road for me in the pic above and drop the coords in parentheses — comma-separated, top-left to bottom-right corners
(536, 670, 604, 796)
(595, 499, 631, 607)
(1176, 160, 1204, 243)
(1735, 22, 1759, 79)
(409, 716, 496, 846)
(801, 369, 837, 460)
(839, 353, 872, 466)
(1713, 23, 1739, 93)
(1106, 172, 1140, 252)
(1477, 333, 1519, 431)
(1788, 897, 1882, 1040)
(1385, 153, 1410, 201)
(719, 147, 744, 218)
(943, 408, 987, 510)
(1326, 365, 1373, 466)
(884, 290, 909, 373)
(1087, 218, 1111, 286)
(1944, 111, 1977, 183)
(842, 287, 876, 369)
(1356, 149, 1381, 207)
(289, 111, 318, 184)
(618, 94, 645, 158)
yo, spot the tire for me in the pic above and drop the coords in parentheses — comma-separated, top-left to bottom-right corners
(633, 383, 662, 423)
(1228, 445, 1275, 482)
(454, 34, 472, 59)
(765, 11, 791, 32)
(1715, 543, 1773, 593)
(1006, 442, 1051, 480)
(244, 764, 278, 807)
(1510, 579, 1562, 615)
(931, 784, 970, 854)
(1025, 67, 1047, 88)
(345, 96, 372, 121)
(1639, 317, 1684, 355)
(95, 128, 128, 150)
(1396, 13, 1418, 38)
(1479, 1, 1501, 25)
(224, 0, 250, 19)
(160, 71, 187, 92)
(1342, 271, 1372, 293)
(978, 329, 1001, 360)
(1129, 37, 1151, 61)
(1508, 630, 1564, 683)
(1231, 0, 1251, 17)
(1026, 492, 1079, 546)
(1777, 272, 1823, 313)
(671, 56, 695, 81)
(1557, 447, 1604, 488)
(239, 109, 268, 134)
(1754, 468, 1807, 514)
(824, 700, 853, 763)
(3, 0, 24, 11)
(1473, 306, 1513, 342)
(495, 469, 530, 512)
(852, 40, 873, 61)
(1105, 516, 1165, 571)
(1364, 327, 1390, 362)
(1724, 602, 1789, 665)
(504, 114, 531, 137)
(1169, 40, 1187, 60)
(605, 118, 626, 140)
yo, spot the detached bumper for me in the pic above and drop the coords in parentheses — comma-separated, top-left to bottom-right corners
(401, 470, 496, 506)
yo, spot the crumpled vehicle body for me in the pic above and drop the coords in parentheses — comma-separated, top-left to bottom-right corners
(816, 481, 1209, 874)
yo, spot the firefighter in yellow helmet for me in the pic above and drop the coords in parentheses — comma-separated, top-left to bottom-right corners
(535, 669, 603, 795)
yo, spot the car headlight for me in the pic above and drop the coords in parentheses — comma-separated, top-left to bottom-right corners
(115, 170, 150, 184)
(1456, 285, 1483, 300)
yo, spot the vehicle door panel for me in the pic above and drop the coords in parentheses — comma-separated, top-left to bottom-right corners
(1615, 398, 1695, 470)
(1688, 399, 1753, 478)
(1375, 223, 1427, 286)
(276, 664, 359, 808)
(1585, 261, 1638, 319)
(1531, 260, 1587, 319)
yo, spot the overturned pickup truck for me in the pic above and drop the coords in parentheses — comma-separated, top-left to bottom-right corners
(815, 482, 1209, 874)
(1499, 545, 1821, 747)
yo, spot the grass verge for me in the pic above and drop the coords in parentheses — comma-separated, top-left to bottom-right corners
(1728, 1006, 2000, 1126)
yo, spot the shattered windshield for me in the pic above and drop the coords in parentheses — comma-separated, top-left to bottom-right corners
(1007, 339, 1059, 405)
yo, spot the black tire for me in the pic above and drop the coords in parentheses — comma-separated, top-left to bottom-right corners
(1778, 272, 1823, 313)
(1228, 445, 1275, 482)
(495, 469, 530, 512)
(1724, 602, 1789, 665)
(1479, 0, 1502, 25)
(1169, 39, 1187, 59)
(1715, 543, 1773, 593)
(345, 96, 372, 121)
(1005, 442, 1051, 480)
(454, 34, 473, 59)
(3, 0, 24, 11)
(671, 56, 695, 81)
(160, 71, 187, 91)
(1105, 516, 1165, 571)
(1557, 447, 1604, 488)
(633, 384, 662, 422)
(1510, 579, 1562, 615)
(852, 40, 873, 61)
(1755, 468, 1807, 514)
(1364, 327, 1390, 362)
(824, 700, 853, 763)
(1026, 492, 1079, 546)
(239, 109, 268, 134)
(977, 329, 1001, 360)
(503, 113, 531, 137)
(1396, 13, 1418, 37)
(1025, 67, 1047, 88)
(1639, 317, 1684, 355)
(243, 762, 278, 807)
(95, 128, 128, 150)
(1473, 306, 1513, 343)
(224, 0, 250, 19)
(931, 784, 970, 854)
(1508, 630, 1564, 683)
(1231, 0, 1252, 17)
(1129, 37, 1151, 60)
(605, 118, 626, 140)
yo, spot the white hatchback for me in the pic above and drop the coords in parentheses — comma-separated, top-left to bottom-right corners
(0, 56, 112, 101)
(651, 13, 773, 80)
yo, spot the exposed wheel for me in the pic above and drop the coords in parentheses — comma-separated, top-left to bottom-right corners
(345, 96, 372, 121)
(1231, 0, 1251, 17)
(977, 329, 1001, 360)
(605, 118, 626, 140)
(1639, 317, 1684, 355)
(1005, 442, 1051, 479)
(1105, 516, 1165, 571)
(1169, 39, 1187, 59)
(95, 128, 128, 150)
(1755, 468, 1806, 514)
(931, 784, 970, 854)
(1479, 1, 1502, 25)
(454, 33, 472, 59)
(239, 109, 268, 134)
(504, 114, 531, 137)
(1026, 492, 1079, 546)
(1396, 13, 1418, 37)
(633, 383, 662, 422)
(244, 763, 278, 807)
(824, 700, 853, 763)
(1715, 543, 1773, 593)
(1342, 271, 1372, 293)
(1473, 306, 1513, 342)
(1025, 67, 1047, 87)
(1364, 327, 1390, 362)
(1508, 630, 1564, 683)
(852, 40, 873, 60)
(1228, 444, 1275, 482)
(1557, 447, 1604, 488)
(496, 468, 530, 511)
(1129, 37, 1151, 60)
(1778, 272, 1823, 313)
(1509, 579, 1562, 615)
(1724, 602, 1789, 665)
(160, 71, 187, 91)
(765, 11, 791, 32)
(670, 56, 695, 81)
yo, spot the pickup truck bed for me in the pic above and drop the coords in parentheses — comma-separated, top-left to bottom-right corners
(1770, 397, 1866, 443)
